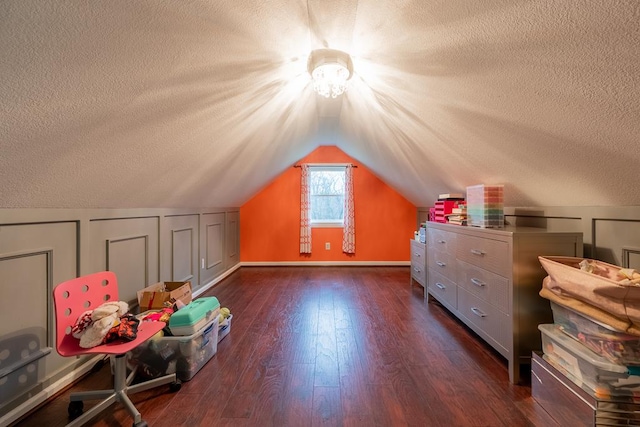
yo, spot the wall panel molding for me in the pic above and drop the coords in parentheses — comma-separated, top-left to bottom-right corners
(0, 207, 240, 425)
(106, 234, 150, 294)
(171, 227, 194, 282)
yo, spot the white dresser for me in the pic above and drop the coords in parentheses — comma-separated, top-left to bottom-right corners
(410, 239, 427, 298)
(425, 222, 583, 384)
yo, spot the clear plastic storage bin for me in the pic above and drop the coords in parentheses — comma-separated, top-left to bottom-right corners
(465, 184, 504, 228)
(550, 301, 640, 366)
(539, 324, 640, 397)
(128, 318, 218, 381)
(218, 314, 232, 343)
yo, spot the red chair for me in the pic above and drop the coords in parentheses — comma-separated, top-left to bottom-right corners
(53, 271, 180, 427)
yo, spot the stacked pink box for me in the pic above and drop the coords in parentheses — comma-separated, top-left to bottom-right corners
(466, 184, 504, 228)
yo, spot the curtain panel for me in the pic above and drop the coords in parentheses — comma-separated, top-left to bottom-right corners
(342, 164, 355, 253)
(300, 164, 312, 253)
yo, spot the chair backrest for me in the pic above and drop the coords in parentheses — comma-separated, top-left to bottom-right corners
(52, 271, 119, 356)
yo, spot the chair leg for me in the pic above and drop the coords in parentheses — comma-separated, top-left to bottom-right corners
(70, 389, 116, 402)
(66, 393, 118, 427)
(127, 373, 177, 395)
(65, 354, 177, 426)
(117, 391, 142, 425)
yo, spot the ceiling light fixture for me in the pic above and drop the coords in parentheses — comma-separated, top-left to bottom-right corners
(307, 48, 354, 98)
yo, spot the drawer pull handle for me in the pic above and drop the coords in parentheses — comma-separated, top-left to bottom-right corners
(414, 252, 421, 257)
(470, 249, 485, 256)
(413, 267, 422, 273)
(470, 278, 486, 287)
(471, 307, 487, 318)
(435, 282, 446, 290)
(438, 240, 446, 244)
(436, 261, 446, 267)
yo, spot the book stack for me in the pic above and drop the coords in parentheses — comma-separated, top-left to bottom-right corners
(428, 207, 436, 222)
(446, 204, 467, 226)
(438, 193, 464, 201)
(433, 193, 465, 223)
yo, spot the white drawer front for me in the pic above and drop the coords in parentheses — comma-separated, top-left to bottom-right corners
(410, 240, 426, 264)
(457, 260, 510, 313)
(428, 270, 457, 309)
(458, 288, 509, 353)
(456, 234, 509, 276)
(428, 228, 457, 255)
(428, 250, 457, 281)
(411, 262, 426, 287)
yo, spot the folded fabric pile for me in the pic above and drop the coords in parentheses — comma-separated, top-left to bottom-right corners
(539, 256, 640, 335)
(71, 301, 140, 348)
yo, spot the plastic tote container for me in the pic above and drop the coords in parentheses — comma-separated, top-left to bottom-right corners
(539, 324, 640, 397)
(128, 318, 218, 381)
(465, 184, 504, 228)
(218, 314, 232, 343)
(550, 301, 640, 366)
(169, 296, 220, 336)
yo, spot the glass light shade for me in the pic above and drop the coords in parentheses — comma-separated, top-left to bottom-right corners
(307, 49, 354, 98)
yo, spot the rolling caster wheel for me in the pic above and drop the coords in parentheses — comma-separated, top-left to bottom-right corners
(133, 420, 148, 427)
(68, 400, 83, 419)
(169, 380, 182, 392)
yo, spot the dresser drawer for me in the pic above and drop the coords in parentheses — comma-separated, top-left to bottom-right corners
(410, 240, 426, 264)
(428, 250, 457, 281)
(456, 234, 509, 276)
(428, 270, 457, 309)
(411, 262, 426, 287)
(457, 260, 510, 313)
(458, 287, 509, 353)
(428, 228, 456, 255)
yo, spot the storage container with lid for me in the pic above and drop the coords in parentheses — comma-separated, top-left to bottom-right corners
(539, 324, 640, 398)
(550, 301, 640, 366)
(128, 317, 218, 381)
(168, 296, 220, 336)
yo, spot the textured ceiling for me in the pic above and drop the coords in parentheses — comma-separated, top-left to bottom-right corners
(1, 0, 638, 209)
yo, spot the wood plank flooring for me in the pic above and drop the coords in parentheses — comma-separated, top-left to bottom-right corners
(13, 267, 557, 426)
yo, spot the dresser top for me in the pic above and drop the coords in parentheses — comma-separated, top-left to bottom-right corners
(425, 221, 582, 238)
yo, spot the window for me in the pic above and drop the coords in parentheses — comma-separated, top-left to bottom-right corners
(309, 166, 345, 227)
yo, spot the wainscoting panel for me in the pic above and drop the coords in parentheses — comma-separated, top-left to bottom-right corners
(201, 212, 225, 285)
(164, 214, 199, 283)
(0, 221, 77, 415)
(0, 208, 239, 425)
(593, 218, 640, 269)
(226, 211, 239, 268)
(623, 247, 640, 269)
(89, 216, 159, 303)
(106, 235, 149, 304)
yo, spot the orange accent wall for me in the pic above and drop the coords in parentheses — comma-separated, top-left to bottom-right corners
(240, 146, 417, 262)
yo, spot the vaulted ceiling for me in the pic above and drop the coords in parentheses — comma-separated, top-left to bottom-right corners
(1, 1, 638, 209)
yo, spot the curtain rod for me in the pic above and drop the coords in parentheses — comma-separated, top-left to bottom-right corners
(293, 163, 357, 168)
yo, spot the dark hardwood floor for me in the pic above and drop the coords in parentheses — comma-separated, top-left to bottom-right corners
(13, 267, 556, 427)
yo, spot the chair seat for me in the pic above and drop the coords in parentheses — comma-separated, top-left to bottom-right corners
(57, 320, 167, 357)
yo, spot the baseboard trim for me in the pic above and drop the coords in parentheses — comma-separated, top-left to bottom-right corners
(240, 261, 411, 267)
(192, 262, 242, 298)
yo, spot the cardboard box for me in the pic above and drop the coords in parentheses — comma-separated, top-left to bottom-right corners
(137, 281, 192, 311)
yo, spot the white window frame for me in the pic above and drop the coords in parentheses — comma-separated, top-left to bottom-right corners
(308, 164, 347, 229)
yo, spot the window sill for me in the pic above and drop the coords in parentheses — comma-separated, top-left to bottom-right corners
(311, 222, 344, 229)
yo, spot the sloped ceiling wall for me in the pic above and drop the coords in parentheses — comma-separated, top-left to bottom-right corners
(1, 0, 638, 209)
